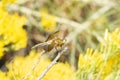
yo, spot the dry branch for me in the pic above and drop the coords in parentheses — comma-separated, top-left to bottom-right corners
(36, 46, 68, 80)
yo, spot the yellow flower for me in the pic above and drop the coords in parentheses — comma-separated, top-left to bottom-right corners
(104, 28, 120, 48)
(1, 0, 17, 5)
(77, 48, 104, 80)
(0, 3, 27, 61)
(0, 71, 9, 80)
(5, 50, 75, 80)
(42, 62, 75, 80)
(78, 48, 103, 68)
(0, 41, 4, 58)
(77, 29, 120, 80)
(0, 6, 27, 50)
(40, 10, 57, 33)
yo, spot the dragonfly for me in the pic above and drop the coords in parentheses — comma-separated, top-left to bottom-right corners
(32, 31, 66, 52)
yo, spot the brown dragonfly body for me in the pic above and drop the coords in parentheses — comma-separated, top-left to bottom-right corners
(32, 31, 65, 52)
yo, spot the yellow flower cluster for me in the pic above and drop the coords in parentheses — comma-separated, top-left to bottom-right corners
(40, 10, 57, 33)
(0, 50, 75, 80)
(76, 28, 120, 80)
(1, 0, 17, 5)
(0, 41, 4, 58)
(104, 29, 120, 48)
(0, 4, 27, 58)
(77, 49, 103, 80)
(0, 71, 9, 80)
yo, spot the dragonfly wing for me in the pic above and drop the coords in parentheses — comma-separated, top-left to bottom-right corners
(45, 31, 59, 41)
(31, 42, 51, 49)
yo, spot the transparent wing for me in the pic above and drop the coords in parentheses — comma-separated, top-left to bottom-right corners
(31, 42, 51, 49)
(45, 30, 59, 41)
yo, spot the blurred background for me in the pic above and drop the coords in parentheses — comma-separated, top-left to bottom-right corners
(0, 0, 120, 79)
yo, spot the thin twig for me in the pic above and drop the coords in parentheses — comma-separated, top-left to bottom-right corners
(66, 5, 114, 68)
(9, 4, 114, 30)
(9, 4, 81, 28)
(66, 4, 114, 43)
(36, 47, 68, 80)
(22, 50, 45, 80)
